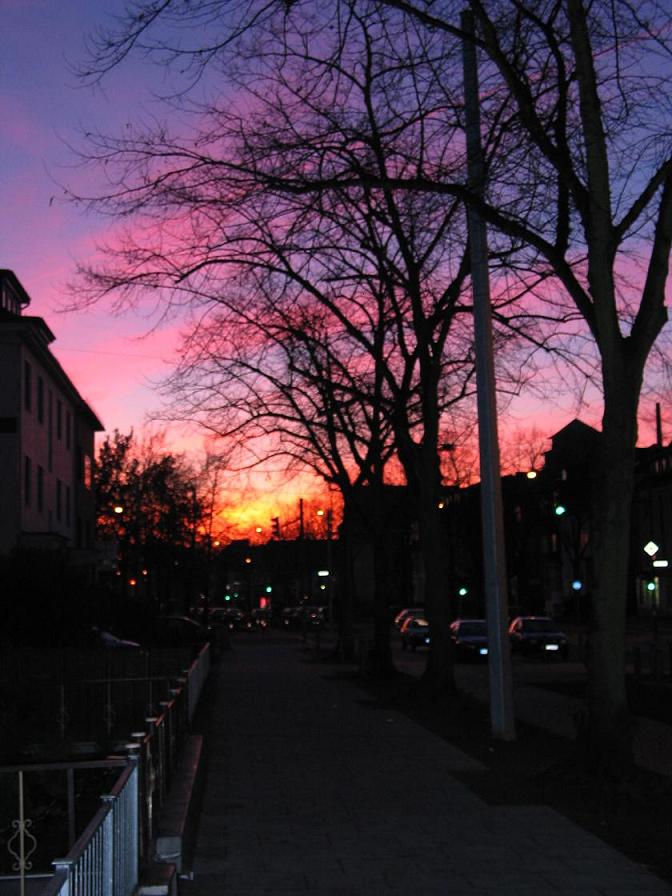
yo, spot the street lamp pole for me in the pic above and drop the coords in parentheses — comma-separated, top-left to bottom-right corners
(461, 9, 515, 740)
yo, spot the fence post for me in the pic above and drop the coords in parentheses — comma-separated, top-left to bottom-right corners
(51, 858, 74, 896)
(100, 796, 115, 896)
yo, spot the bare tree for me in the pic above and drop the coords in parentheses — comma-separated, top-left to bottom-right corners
(69, 1, 496, 689)
(71, 0, 595, 703)
(344, 0, 672, 769)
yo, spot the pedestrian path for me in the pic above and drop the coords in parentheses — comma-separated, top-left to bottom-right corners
(182, 638, 672, 895)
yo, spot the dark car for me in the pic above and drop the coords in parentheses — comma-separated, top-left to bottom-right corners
(450, 619, 489, 661)
(250, 608, 272, 630)
(281, 607, 303, 629)
(400, 615, 431, 650)
(508, 616, 569, 658)
(209, 607, 248, 631)
(92, 627, 143, 650)
(394, 607, 425, 630)
(149, 615, 212, 649)
(302, 606, 325, 630)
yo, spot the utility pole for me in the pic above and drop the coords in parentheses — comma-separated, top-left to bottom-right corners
(461, 9, 516, 740)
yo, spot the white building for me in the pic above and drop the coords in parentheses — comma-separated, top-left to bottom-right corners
(0, 270, 103, 566)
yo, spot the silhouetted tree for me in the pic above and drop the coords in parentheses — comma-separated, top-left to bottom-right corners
(69, 2, 546, 691)
(96, 430, 206, 613)
(363, 0, 672, 768)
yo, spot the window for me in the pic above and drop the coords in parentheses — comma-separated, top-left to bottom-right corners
(37, 465, 44, 512)
(56, 479, 63, 522)
(24, 361, 32, 411)
(48, 391, 53, 472)
(83, 454, 92, 489)
(57, 401, 63, 440)
(66, 411, 72, 449)
(37, 377, 44, 423)
(66, 485, 71, 525)
(24, 456, 32, 506)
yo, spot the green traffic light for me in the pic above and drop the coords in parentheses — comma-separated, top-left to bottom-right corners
(458, 587, 468, 597)
(554, 504, 566, 516)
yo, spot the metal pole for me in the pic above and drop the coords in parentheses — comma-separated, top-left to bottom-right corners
(461, 8, 516, 740)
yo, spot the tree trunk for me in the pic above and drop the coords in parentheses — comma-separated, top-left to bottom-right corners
(335, 496, 359, 663)
(411, 446, 457, 697)
(585, 371, 640, 771)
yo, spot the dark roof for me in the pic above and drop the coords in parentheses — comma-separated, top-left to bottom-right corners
(0, 269, 31, 309)
(549, 419, 601, 446)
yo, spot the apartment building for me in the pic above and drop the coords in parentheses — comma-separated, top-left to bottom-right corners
(0, 270, 104, 563)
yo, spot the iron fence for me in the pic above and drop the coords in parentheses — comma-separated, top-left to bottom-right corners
(0, 644, 210, 896)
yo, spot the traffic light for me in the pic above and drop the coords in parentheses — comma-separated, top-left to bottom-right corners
(271, 516, 280, 538)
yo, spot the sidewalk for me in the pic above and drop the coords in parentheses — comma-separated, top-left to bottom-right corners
(181, 637, 672, 895)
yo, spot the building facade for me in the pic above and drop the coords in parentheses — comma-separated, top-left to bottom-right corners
(0, 270, 103, 566)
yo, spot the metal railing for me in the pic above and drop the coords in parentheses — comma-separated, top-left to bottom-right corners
(0, 643, 211, 896)
(41, 758, 139, 896)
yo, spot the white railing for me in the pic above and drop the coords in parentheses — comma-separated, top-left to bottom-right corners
(186, 645, 210, 722)
(41, 759, 139, 896)
(0, 642, 211, 896)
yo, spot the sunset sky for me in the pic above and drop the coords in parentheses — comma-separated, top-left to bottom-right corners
(4, 0, 666, 533)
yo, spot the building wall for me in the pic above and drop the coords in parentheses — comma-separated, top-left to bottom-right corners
(0, 336, 21, 552)
(19, 346, 77, 543)
(0, 271, 102, 558)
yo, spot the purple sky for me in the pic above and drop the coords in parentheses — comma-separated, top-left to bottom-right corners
(8, 0, 664, 484)
(3, 0, 193, 445)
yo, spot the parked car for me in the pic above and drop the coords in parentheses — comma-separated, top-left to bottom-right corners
(508, 616, 569, 658)
(250, 608, 272, 630)
(303, 606, 325, 630)
(400, 615, 431, 650)
(281, 607, 303, 629)
(148, 615, 212, 649)
(92, 627, 142, 650)
(394, 607, 425, 630)
(450, 619, 489, 661)
(209, 607, 248, 631)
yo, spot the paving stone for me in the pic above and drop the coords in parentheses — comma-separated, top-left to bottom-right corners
(183, 638, 672, 895)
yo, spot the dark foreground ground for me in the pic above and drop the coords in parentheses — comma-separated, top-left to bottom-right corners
(355, 667, 672, 887)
